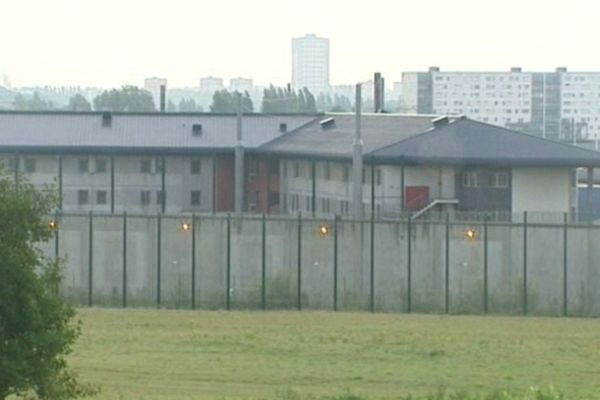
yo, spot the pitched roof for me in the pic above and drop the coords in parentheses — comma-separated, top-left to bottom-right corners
(260, 113, 435, 159)
(369, 118, 600, 167)
(0, 111, 317, 153)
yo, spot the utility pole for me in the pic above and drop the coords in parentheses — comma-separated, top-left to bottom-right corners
(234, 92, 244, 214)
(352, 83, 363, 218)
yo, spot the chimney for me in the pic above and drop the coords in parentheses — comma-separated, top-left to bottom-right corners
(373, 73, 385, 113)
(374, 72, 381, 113)
(159, 84, 166, 112)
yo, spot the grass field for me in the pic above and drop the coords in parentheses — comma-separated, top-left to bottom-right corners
(70, 309, 600, 399)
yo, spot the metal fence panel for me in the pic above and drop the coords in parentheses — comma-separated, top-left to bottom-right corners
(337, 220, 371, 311)
(373, 221, 408, 312)
(126, 215, 158, 307)
(264, 217, 298, 309)
(411, 222, 446, 313)
(91, 215, 123, 307)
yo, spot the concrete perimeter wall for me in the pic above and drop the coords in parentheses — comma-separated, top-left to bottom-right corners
(42, 213, 600, 317)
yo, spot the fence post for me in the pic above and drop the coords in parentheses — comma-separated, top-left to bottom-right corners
(54, 211, 60, 260)
(370, 208, 375, 313)
(333, 214, 338, 312)
(563, 212, 568, 317)
(226, 213, 231, 311)
(407, 217, 412, 313)
(191, 213, 196, 310)
(261, 213, 267, 311)
(483, 216, 489, 314)
(88, 211, 93, 307)
(157, 213, 162, 308)
(523, 211, 528, 316)
(297, 212, 302, 311)
(445, 213, 450, 314)
(122, 212, 127, 308)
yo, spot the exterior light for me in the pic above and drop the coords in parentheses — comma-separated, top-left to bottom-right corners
(318, 223, 331, 237)
(48, 220, 58, 231)
(181, 221, 192, 232)
(464, 228, 477, 241)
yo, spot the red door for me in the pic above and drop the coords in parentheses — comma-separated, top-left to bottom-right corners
(405, 186, 430, 211)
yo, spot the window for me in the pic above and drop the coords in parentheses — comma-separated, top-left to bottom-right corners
(156, 190, 165, 205)
(191, 190, 201, 206)
(294, 162, 300, 178)
(95, 158, 108, 173)
(78, 159, 89, 174)
(96, 190, 107, 205)
(78, 190, 89, 205)
(248, 191, 259, 210)
(306, 196, 311, 212)
(321, 198, 330, 213)
(248, 159, 258, 180)
(462, 171, 479, 187)
(376, 169, 382, 186)
(141, 159, 152, 173)
(343, 165, 350, 182)
(192, 124, 202, 137)
(324, 162, 331, 180)
(24, 158, 36, 173)
(140, 191, 151, 205)
(491, 172, 509, 188)
(341, 200, 349, 215)
(191, 159, 202, 175)
(269, 192, 280, 207)
(268, 159, 279, 174)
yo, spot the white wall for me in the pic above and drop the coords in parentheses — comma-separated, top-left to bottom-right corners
(511, 167, 571, 213)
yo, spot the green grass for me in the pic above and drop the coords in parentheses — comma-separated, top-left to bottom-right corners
(70, 309, 600, 399)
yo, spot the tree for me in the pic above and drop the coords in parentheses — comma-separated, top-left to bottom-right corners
(0, 172, 94, 399)
(66, 94, 91, 111)
(12, 92, 57, 111)
(166, 100, 177, 112)
(178, 98, 199, 112)
(93, 85, 155, 112)
(261, 86, 317, 114)
(210, 90, 253, 113)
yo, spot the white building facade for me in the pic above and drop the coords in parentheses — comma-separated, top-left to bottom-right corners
(402, 67, 600, 141)
(292, 34, 330, 95)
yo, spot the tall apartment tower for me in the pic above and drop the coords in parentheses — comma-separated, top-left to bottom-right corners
(144, 77, 167, 111)
(292, 34, 330, 95)
(402, 67, 600, 141)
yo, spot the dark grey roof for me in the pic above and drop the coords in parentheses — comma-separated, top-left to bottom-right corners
(0, 111, 317, 153)
(369, 118, 600, 167)
(260, 113, 435, 159)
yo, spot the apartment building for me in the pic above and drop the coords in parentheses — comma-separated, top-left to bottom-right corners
(402, 67, 600, 141)
(292, 34, 330, 95)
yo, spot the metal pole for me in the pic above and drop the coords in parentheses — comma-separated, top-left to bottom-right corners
(88, 211, 93, 307)
(563, 212, 568, 316)
(370, 207, 375, 312)
(160, 157, 166, 214)
(371, 156, 376, 217)
(191, 213, 196, 310)
(311, 161, 316, 217)
(58, 155, 63, 212)
(122, 212, 127, 308)
(234, 93, 244, 214)
(445, 213, 450, 314)
(212, 152, 217, 214)
(226, 213, 231, 310)
(407, 218, 412, 313)
(523, 211, 528, 315)
(333, 214, 338, 311)
(400, 165, 405, 212)
(54, 211, 60, 260)
(157, 213, 162, 307)
(483, 216, 489, 314)
(110, 155, 115, 214)
(297, 212, 302, 311)
(352, 83, 363, 217)
(261, 213, 267, 310)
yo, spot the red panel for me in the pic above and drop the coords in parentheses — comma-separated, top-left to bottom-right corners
(216, 155, 234, 212)
(405, 186, 430, 211)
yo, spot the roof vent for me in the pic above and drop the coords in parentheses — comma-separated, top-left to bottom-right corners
(510, 67, 522, 73)
(101, 112, 112, 128)
(319, 117, 335, 130)
(429, 66, 440, 72)
(432, 115, 450, 127)
(556, 66, 567, 73)
(279, 123, 287, 133)
(192, 124, 202, 137)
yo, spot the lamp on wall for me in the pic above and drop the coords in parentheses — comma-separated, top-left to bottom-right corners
(180, 221, 192, 232)
(48, 220, 58, 231)
(317, 223, 331, 237)
(464, 228, 477, 241)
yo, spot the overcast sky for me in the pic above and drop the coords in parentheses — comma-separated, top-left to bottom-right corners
(2, 0, 600, 88)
